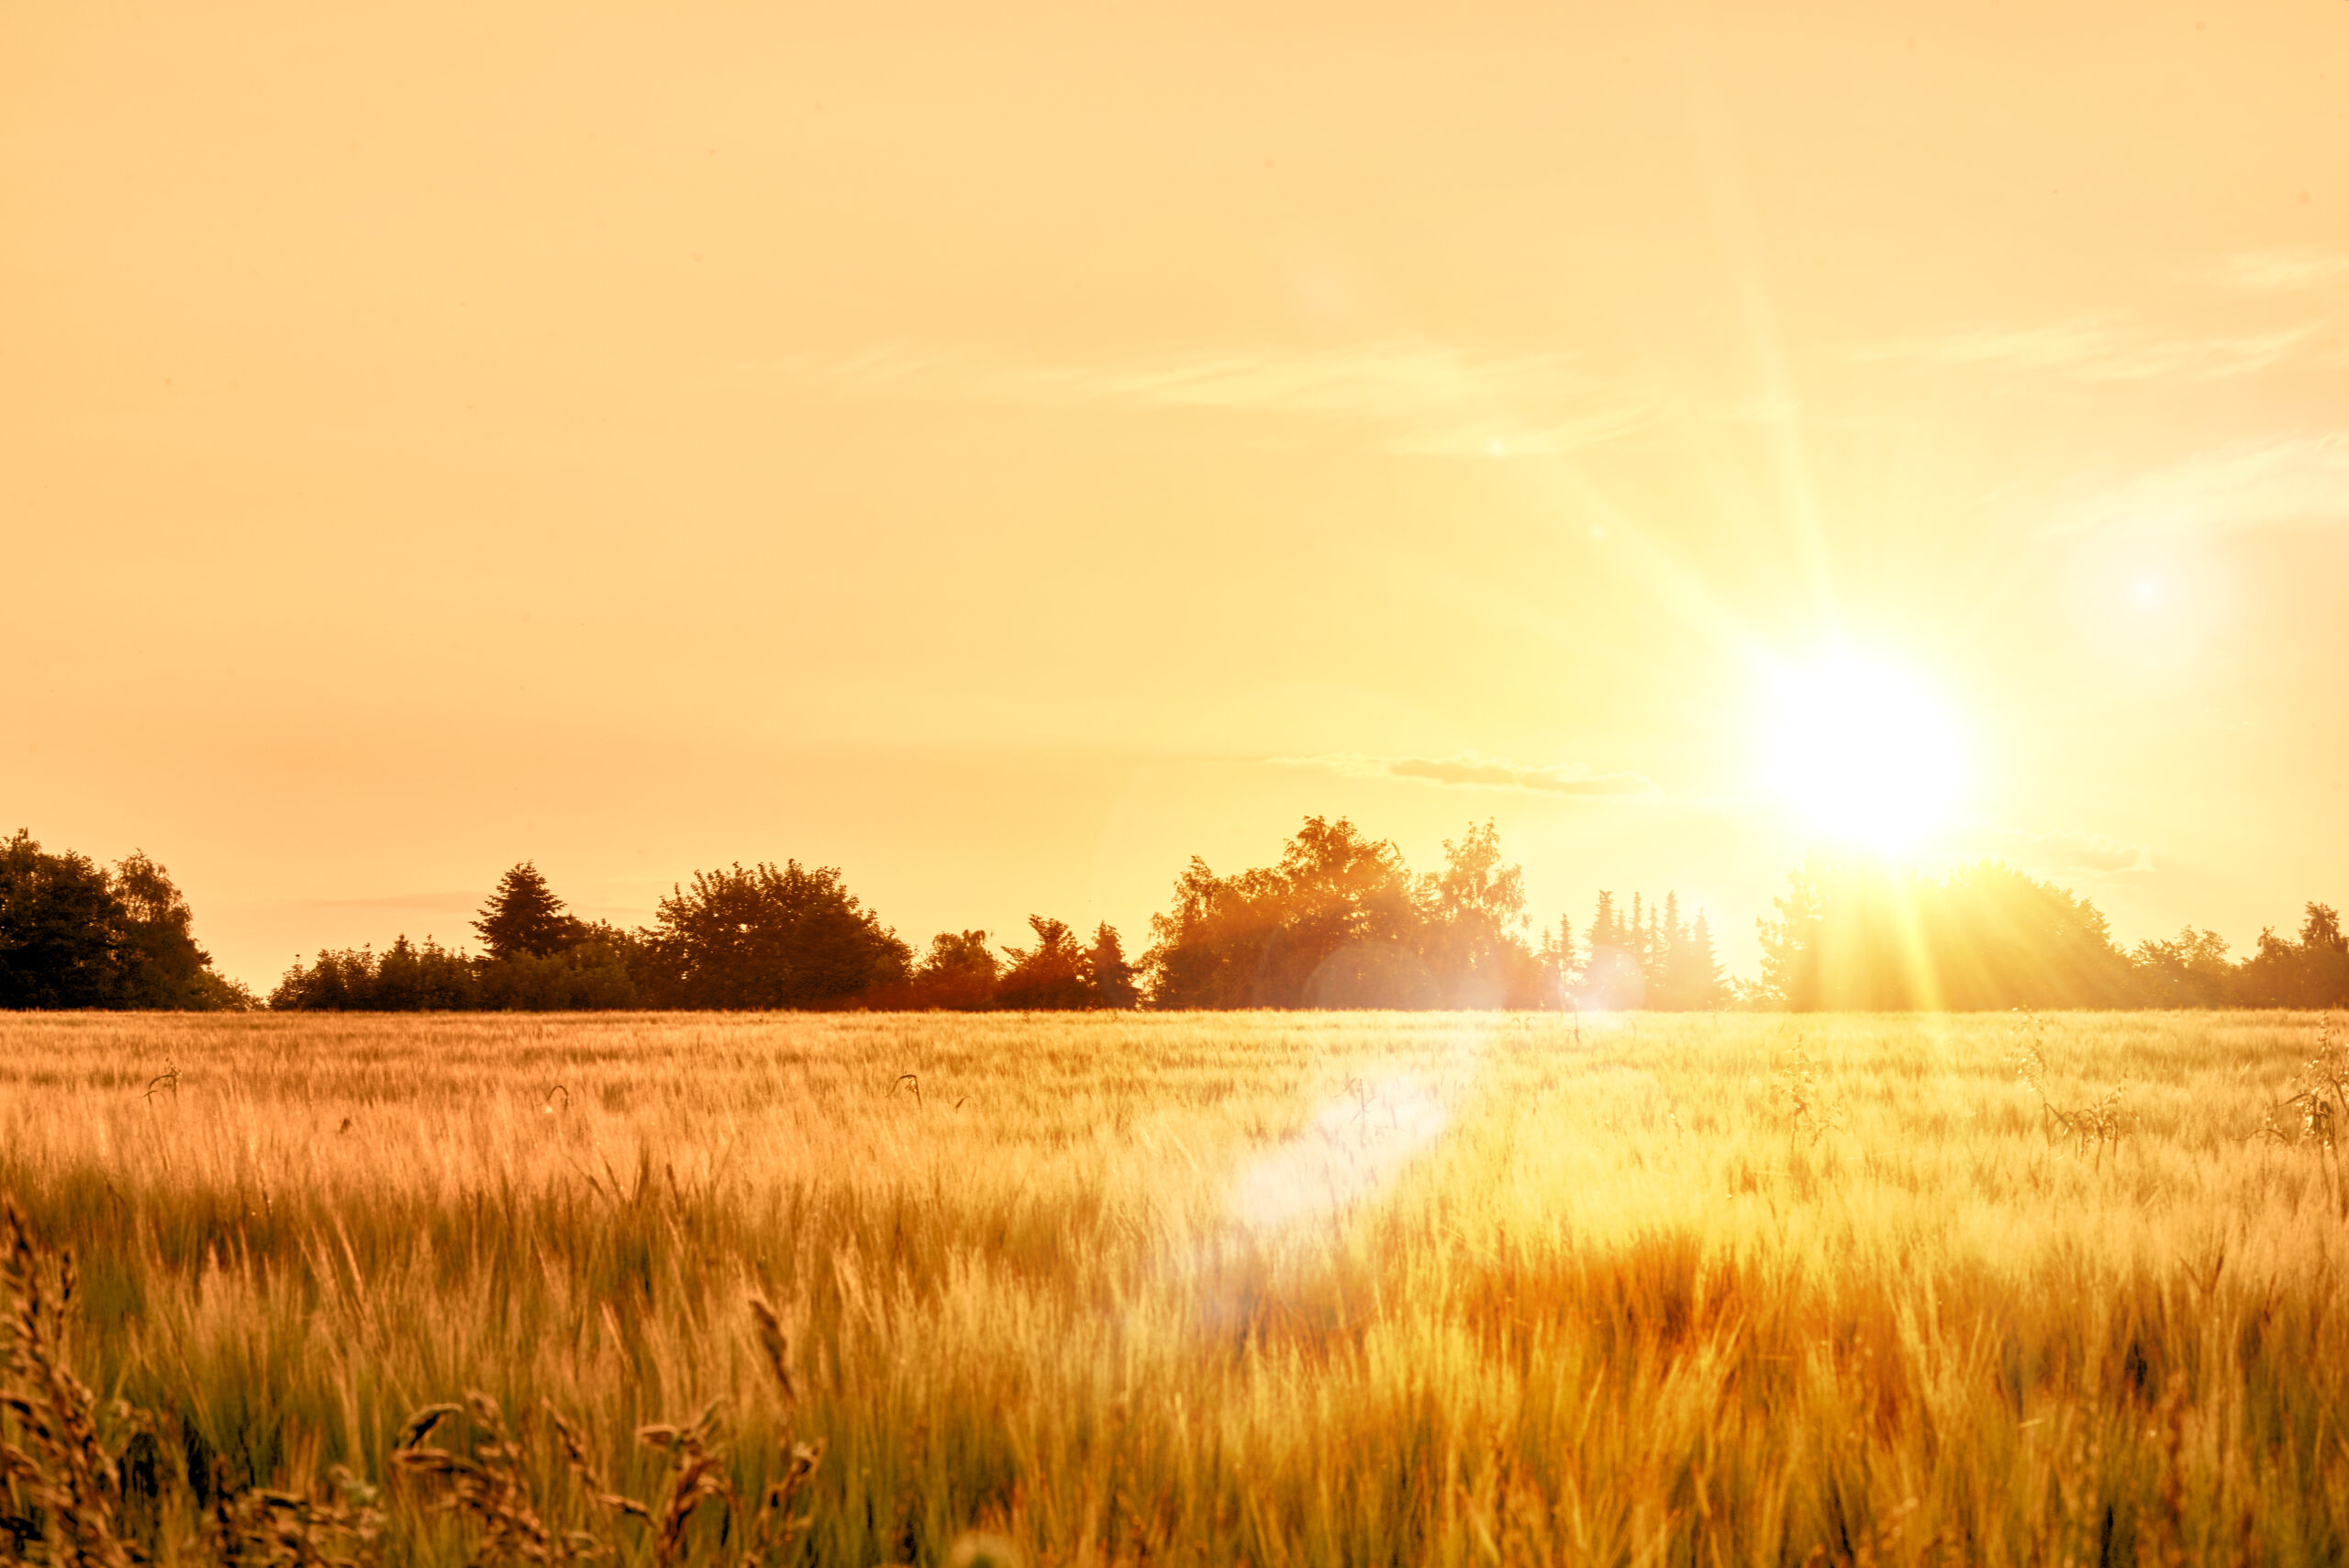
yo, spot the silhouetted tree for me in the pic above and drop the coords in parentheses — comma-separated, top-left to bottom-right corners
(1578, 891, 1644, 1009)
(892, 929, 1000, 1010)
(1090, 923, 1139, 1008)
(268, 923, 638, 1011)
(376, 935, 488, 1009)
(271, 936, 479, 1010)
(1141, 816, 1558, 1010)
(1537, 914, 1577, 1006)
(2234, 903, 2349, 1008)
(0, 831, 252, 1009)
(640, 861, 910, 1009)
(1685, 909, 1727, 1008)
(2131, 926, 2234, 1007)
(1586, 892, 1621, 958)
(1142, 817, 1437, 1008)
(473, 862, 587, 959)
(1757, 854, 2138, 1010)
(0, 831, 123, 1008)
(996, 916, 1096, 1009)
(272, 949, 360, 1010)
(1627, 893, 1726, 1010)
(1424, 820, 1539, 1007)
(1141, 857, 1270, 1008)
(1260, 817, 1434, 1007)
(476, 926, 640, 1010)
(110, 851, 213, 1006)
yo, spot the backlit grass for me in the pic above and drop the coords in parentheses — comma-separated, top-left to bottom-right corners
(3, 1008, 2345, 1564)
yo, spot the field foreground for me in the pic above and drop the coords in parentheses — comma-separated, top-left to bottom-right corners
(4, 1009, 2347, 1566)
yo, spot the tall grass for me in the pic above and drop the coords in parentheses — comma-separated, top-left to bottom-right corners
(2, 1008, 2344, 1564)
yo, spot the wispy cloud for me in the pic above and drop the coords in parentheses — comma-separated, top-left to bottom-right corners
(1270, 751, 1658, 797)
(1855, 245, 2349, 383)
(808, 340, 1653, 455)
(2219, 250, 2349, 293)
(306, 891, 484, 913)
(1854, 315, 2328, 383)
(2072, 432, 2349, 537)
(1974, 827, 2153, 875)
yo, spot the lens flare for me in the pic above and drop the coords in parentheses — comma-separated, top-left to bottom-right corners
(1227, 1071, 1450, 1231)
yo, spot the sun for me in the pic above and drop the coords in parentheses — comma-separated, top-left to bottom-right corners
(1763, 653, 1965, 853)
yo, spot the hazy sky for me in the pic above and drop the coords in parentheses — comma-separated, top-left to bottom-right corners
(6, 1, 2346, 991)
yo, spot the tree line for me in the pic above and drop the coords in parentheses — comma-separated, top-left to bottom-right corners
(262, 817, 1728, 1012)
(264, 860, 1145, 1013)
(1753, 853, 2349, 1010)
(8, 818, 2347, 1012)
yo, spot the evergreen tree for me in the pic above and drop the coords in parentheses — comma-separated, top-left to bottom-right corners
(473, 862, 586, 960)
(1581, 890, 1646, 1009)
(1687, 909, 1726, 1008)
(1586, 892, 1620, 962)
(1538, 914, 1577, 1005)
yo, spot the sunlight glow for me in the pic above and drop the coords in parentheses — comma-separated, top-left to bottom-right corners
(1765, 654, 1965, 853)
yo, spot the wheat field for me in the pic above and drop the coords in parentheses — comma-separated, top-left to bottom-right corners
(4, 1008, 2347, 1566)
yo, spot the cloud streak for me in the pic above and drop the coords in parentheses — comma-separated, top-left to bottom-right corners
(2219, 250, 2349, 294)
(1975, 827, 2153, 875)
(2072, 432, 2349, 537)
(1854, 315, 2329, 383)
(302, 891, 484, 913)
(1270, 751, 1658, 798)
(808, 340, 1653, 455)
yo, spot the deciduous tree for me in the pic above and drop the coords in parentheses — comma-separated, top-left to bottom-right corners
(640, 861, 910, 1009)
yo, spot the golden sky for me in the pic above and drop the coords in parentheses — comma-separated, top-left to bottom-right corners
(6, 1, 2346, 990)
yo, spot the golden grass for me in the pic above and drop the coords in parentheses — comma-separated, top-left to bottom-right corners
(3, 1008, 2347, 1565)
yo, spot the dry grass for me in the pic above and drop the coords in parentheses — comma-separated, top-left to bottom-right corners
(2, 1008, 2346, 1564)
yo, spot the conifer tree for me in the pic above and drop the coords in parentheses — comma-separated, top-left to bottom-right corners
(1587, 892, 1619, 962)
(1688, 909, 1725, 1007)
(1655, 891, 1679, 1004)
(473, 862, 585, 960)
(1539, 913, 1576, 1001)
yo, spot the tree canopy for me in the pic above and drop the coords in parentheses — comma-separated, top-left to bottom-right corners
(1141, 816, 1559, 1009)
(0, 831, 252, 1009)
(1757, 855, 2146, 1010)
(636, 861, 911, 1009)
